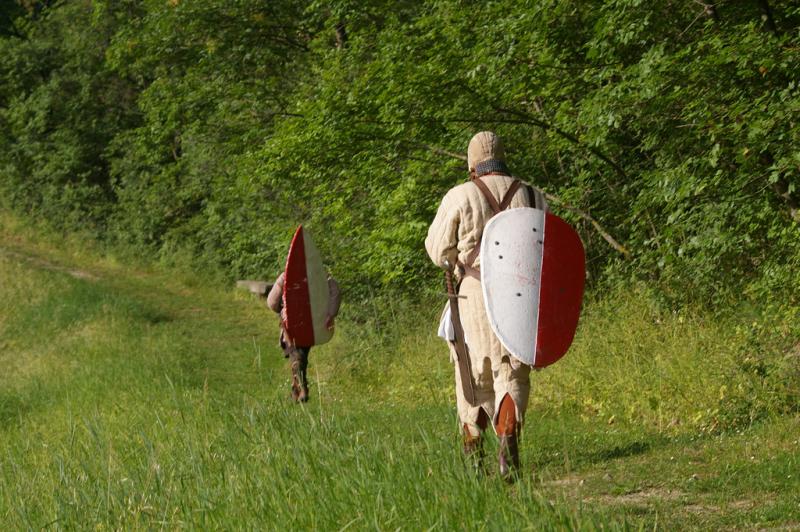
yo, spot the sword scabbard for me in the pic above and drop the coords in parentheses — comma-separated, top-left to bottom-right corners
(444, 268, 477, 406)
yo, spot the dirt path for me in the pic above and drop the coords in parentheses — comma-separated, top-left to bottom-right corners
(0, 245, 98, 281)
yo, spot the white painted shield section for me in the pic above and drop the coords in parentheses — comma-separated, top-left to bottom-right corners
(480, 208, 546, 366)
(304, 230, 334, 346)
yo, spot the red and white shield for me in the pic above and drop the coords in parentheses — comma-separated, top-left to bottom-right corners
(480, 208, 585, 367)
(283, 225, 334, 347)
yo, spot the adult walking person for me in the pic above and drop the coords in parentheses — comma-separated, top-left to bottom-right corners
(425, 131, 547, 478)
(266, 271, 340, 402)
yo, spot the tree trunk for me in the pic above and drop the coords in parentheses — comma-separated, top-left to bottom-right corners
(756, 0, 777, 34)
(335, 20, 347, 49)
(772, 177, 800, 223)
(701, 1, 720, 22)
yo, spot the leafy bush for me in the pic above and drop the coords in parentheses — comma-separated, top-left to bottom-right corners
(1, 1, 799, 306)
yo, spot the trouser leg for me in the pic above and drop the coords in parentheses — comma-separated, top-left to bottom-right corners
(451, 342, 494, 471)
(492, 357, 530, 479)
(288, 347, 310, 402)
(297, 347, 310, 402)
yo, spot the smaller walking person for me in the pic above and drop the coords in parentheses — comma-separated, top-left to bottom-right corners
(266, 271, 340, 402)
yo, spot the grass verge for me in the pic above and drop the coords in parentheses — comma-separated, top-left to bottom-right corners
(1, 220, 798, 529)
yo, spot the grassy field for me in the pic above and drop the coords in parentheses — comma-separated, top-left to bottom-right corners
(1, 220, 798, 530)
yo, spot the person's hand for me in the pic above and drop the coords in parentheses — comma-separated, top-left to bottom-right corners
(325, 315, 335, 330)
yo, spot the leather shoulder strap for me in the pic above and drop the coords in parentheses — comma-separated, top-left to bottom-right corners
(471, 177, 501, 214)
(462, 178, 523, 272)
(526, 184, 543, 210)
(499, 179, 522, 211)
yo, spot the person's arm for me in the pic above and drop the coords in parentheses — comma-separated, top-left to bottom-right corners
(424, 191, 460, 269)
(266, 272, 285, 314)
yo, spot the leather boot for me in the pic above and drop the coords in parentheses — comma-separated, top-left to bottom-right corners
(298, 382, 309, 403)
(498, 434, 520, 481)
(297, 351, 310, 402)
(290, 359, 301, 402)
(462, 427, 485, 474)
(289, 347, 310, 403)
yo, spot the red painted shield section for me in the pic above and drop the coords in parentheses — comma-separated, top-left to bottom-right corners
(534, 213, 585, 367)
(283, 225, 315, 346)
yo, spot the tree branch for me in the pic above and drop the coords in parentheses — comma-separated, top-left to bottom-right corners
(543, 192, 632, 259)
(265, 112, 632, 258)
(693, 1, 720, 22)
(335, 20, 347, 49)
(413, 142, 465, 161)
(455, 84, 629, 181)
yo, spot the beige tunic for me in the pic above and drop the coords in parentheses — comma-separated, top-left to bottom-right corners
(425, 174, 546, 272)
(425, 173, 547, 435)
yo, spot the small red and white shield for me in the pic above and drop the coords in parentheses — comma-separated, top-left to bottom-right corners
(283, 225, 334, 347)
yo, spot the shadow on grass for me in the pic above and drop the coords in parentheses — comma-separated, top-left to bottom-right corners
(528, 414, 677, 472)
(138, 308, 174, 325)
(0, 392, 34, 426)
(590, 441, 651, 461)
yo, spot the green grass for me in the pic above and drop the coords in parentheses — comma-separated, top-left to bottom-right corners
(1, 220, 798, 529)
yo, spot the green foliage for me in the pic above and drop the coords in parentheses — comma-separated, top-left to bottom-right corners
(0, 2, 139, 229)
(1, 1, 799, 304)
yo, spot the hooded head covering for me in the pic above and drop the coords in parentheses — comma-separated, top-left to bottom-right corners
(467, 131, 505, 171)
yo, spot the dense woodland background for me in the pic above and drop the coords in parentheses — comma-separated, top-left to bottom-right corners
(1, 0, 799, 306)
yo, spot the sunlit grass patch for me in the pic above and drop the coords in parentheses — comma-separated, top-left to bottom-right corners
(533, 286, 799, 435)
(1, 228, 799, 529)
(0, 238, 619, 528)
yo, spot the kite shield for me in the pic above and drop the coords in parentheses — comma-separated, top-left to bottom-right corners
(283, 225, 334, 347)
(480, 208, 585, 368)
